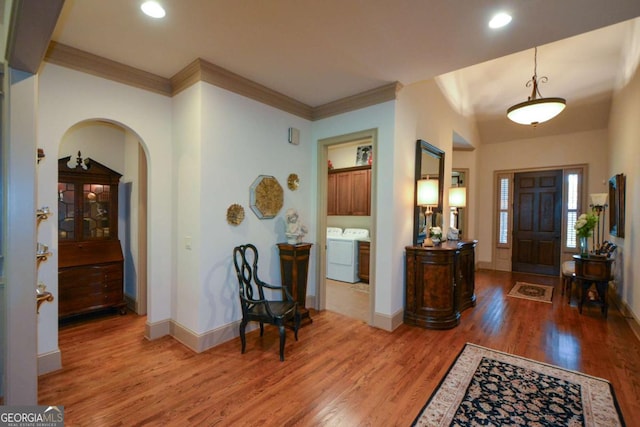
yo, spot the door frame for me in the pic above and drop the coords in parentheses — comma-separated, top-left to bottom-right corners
(316, 129, 377, 325)
(492, 164, 588, 272)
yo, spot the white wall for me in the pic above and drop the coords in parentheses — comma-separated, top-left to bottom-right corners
(172, 83, 203, 332)
(608, 48, 640, 321)
(122, 131, 142, 299)
(58, 122, 126, 173)
(328, 141, 372, 169)
(36, 64, 173, 359)
(452, 149, 479, 240)
(4, 69, 39, 403)
(171, 82, 314, 334)
(312, 101, 398, 318)
(476, 129, 610, 266)
(395, 79, 482, 310)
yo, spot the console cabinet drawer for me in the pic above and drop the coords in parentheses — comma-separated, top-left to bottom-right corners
(59, 262, 125, 318)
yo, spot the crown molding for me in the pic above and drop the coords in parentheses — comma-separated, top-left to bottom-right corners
(172, 58, 313, 120)
(311, 82, 403, 121)
(45, 42, 172, 96)
(44, 42, 400, 120)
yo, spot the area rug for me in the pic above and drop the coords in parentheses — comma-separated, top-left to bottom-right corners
(507, 281, 554, 303)
(412, 343, 625, 426)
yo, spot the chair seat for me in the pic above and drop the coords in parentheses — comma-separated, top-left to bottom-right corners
(248, 301, 297, 320)
(562, 260, 575, 276)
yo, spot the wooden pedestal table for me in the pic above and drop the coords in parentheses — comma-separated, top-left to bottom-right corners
(277, 243, 313, 326)
(573, 254, 613, 318)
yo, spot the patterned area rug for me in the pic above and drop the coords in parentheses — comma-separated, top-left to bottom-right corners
(507, 281, 554, 303)
(412, 343, 625, 426)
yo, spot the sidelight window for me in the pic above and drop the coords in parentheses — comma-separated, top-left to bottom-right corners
(496, 173, 512, 246)
(566, 173, 579, 248)
(563, 168, 585, 250)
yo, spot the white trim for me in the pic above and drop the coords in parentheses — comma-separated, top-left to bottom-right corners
(145, 318, 171, 340)
(37, 349, 62, 375)
(374, 309, 403, 332)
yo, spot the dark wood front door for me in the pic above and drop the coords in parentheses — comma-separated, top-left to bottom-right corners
(512, 170, 562, 275)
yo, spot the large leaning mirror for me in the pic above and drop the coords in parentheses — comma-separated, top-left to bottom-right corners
(608, 173, 625, 238)
(413, 140, 445, 246)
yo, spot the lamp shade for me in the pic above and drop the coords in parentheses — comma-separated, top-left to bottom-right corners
(417, 179, 439, 206)
(507, 97, 566, 125)
(449, 187, 467, 208)
(589, 193, 608, 207)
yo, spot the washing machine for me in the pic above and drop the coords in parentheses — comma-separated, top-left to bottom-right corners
(326, 227, 369, 283)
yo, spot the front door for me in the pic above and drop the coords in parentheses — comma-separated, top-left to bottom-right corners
(512, 170, 562, 275)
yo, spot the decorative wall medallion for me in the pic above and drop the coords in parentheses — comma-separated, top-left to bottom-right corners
(249, 175, 283, 219)
(287, 173, 299, 191)
(226, 204, 245, 226)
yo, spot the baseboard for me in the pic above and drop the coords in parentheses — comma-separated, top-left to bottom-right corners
(38, 349, 62, 375)
(145, 318, 171, 340)
(373, 308, 403, 331)
(124, 294, 137, 313)
(169, 320, 243, 353)
(609, 290, 640, 342)
(477, 261, 493, 270)
(306, 295, 316, 310)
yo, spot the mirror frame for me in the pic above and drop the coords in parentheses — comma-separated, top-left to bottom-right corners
(608, 173, 625, 238)
(413, 139, 445, 246)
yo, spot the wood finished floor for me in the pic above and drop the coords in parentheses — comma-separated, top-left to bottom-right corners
(325, 278, 369, 323)
(39, 270, 640, 426)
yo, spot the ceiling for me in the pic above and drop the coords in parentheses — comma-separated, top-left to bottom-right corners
(50, 0, 640, 145)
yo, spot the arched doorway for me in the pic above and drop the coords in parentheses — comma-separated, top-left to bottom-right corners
(57, 119, 148, 316)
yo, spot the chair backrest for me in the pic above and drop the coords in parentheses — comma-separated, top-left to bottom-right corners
(233, 244, 266, 307)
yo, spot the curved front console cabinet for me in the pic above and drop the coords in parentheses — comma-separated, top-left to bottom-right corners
(404, 240, 477, 329)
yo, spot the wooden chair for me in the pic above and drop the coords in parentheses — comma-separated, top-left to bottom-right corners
(233, 244, 300, 361)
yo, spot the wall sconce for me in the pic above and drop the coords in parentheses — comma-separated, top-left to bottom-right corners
(589, 193, 608, 254)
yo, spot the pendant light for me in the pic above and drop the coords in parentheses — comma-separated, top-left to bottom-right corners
(507, 47, 566, 126)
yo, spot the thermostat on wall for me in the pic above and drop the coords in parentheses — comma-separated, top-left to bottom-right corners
(288, 127, 300, 145)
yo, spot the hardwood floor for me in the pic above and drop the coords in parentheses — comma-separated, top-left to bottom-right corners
(325, 278, 369, 323)
(38, 270, 640, 425)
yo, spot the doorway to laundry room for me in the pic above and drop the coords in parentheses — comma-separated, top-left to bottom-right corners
(318, 129, 376, 324)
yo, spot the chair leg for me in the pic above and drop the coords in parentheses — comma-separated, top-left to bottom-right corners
(239, 320, 247, 354)
(294, 312, 300, 341)
(278, 325, 286, 362)
(259, 322, 264, 336)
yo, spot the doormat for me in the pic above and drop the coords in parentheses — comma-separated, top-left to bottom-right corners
(412, 343, 625, 426)
(507, 281, 554, 303)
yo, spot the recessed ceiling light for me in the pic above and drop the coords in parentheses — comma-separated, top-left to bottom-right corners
(141, 1, 166, 19)
(489, 12, 512, 29)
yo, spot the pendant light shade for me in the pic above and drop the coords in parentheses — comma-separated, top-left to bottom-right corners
(507, 96, 566, 125)
(507, 48, 566, 126)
